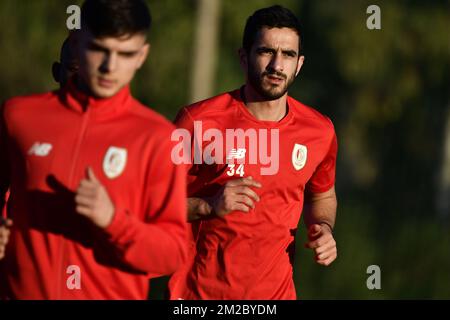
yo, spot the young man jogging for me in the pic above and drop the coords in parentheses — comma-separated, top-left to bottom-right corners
(0, 0, 187, 299)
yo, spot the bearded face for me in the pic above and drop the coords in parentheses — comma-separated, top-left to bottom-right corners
(247, 56, 297, 100)
(244, 27, 302, 101)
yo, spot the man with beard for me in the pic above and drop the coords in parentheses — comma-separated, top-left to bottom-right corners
(169, 5, 338, 299)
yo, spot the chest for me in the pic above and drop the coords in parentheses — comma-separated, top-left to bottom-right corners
(7, 110, 149, 196)
(189, 119, 331, 195)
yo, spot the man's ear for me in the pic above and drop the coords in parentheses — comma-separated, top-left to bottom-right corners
(295, 55, 305, 77)
(238, 48, 248, 71)
(137, 43, 151, 69)
(52, 62, 61, 83)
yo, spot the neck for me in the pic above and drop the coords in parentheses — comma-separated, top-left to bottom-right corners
(242, 85, 288, 122)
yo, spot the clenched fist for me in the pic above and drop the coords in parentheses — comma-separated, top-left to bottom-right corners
(75, 167, 115, 229)
(210, 176, 262, 217)
(0, 218, 13, 260)
(305, 223, 337, 266)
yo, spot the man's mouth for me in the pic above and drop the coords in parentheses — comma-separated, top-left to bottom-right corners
(98, 77, 116, 88)
(265, 74, 285, 84)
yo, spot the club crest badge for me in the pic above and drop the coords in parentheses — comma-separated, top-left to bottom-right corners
(103, 147, 127, 179)
(292, 144, 307, 171)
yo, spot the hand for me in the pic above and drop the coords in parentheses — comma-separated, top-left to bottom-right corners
(210, 176, 262, 218)
(187, 198, 214, 221)
(75, 167, 115, 229)
(305, 223, 337, 266)
(0, 218, 13, 260)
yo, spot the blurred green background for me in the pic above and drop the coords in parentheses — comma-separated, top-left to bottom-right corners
(0, 0, 449, 299)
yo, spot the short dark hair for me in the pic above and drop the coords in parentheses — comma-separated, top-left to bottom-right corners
(243, 5, 302, 54)
(81, 0, 152, 38)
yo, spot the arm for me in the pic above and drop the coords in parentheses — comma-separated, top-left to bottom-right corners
(303, 127, 338, 266)
(303, 186, 338, 267)
(303, 186, 337, 232)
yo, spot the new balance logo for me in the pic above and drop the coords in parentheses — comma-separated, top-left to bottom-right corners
(28, 142, 53, 157)
(227, 148, 246, 160)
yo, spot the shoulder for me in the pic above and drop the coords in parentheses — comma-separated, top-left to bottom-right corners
(182, 90, 239, 120)
(288, 96, 335, 135)
(127, 98, 176, 133)
(2, 91, 57, 120)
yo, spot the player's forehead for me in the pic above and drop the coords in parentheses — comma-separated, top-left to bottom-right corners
(253, 27, 300, 52)
(85, 29, 147, 52)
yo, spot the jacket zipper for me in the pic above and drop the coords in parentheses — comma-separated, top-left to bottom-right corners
(55, 108, 91, 299)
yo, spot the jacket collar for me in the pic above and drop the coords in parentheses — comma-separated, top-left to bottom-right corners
(59, 77, 133, 120)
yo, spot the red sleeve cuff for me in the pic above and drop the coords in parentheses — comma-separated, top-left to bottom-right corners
(307, 182, 334, 194)
(103, 207, 129, 241)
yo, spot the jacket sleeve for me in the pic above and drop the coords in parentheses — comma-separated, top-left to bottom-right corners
(97, 128, 188, 276)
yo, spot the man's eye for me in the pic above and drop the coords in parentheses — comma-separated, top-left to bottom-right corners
(258, 49, 273, 55)
(120, 52, 137, 58)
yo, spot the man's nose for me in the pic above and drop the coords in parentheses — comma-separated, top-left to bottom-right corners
(267, 52, 284, 73)
(99, 52, 117, 73)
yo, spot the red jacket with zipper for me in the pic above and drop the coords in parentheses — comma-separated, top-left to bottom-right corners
(0, 82, 187, 299)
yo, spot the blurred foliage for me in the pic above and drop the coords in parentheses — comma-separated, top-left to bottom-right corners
(0, 0, 449, 299)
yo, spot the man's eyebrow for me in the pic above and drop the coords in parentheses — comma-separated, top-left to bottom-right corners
(118, 49, 140, 55)
(256, 46, 298, 56)
(282, 49, 298, 57)
(256, 46, 277, 53)
(88, 40, 140, 55)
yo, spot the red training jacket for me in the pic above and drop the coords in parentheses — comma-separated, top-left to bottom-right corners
(0, 81, 187, 299)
